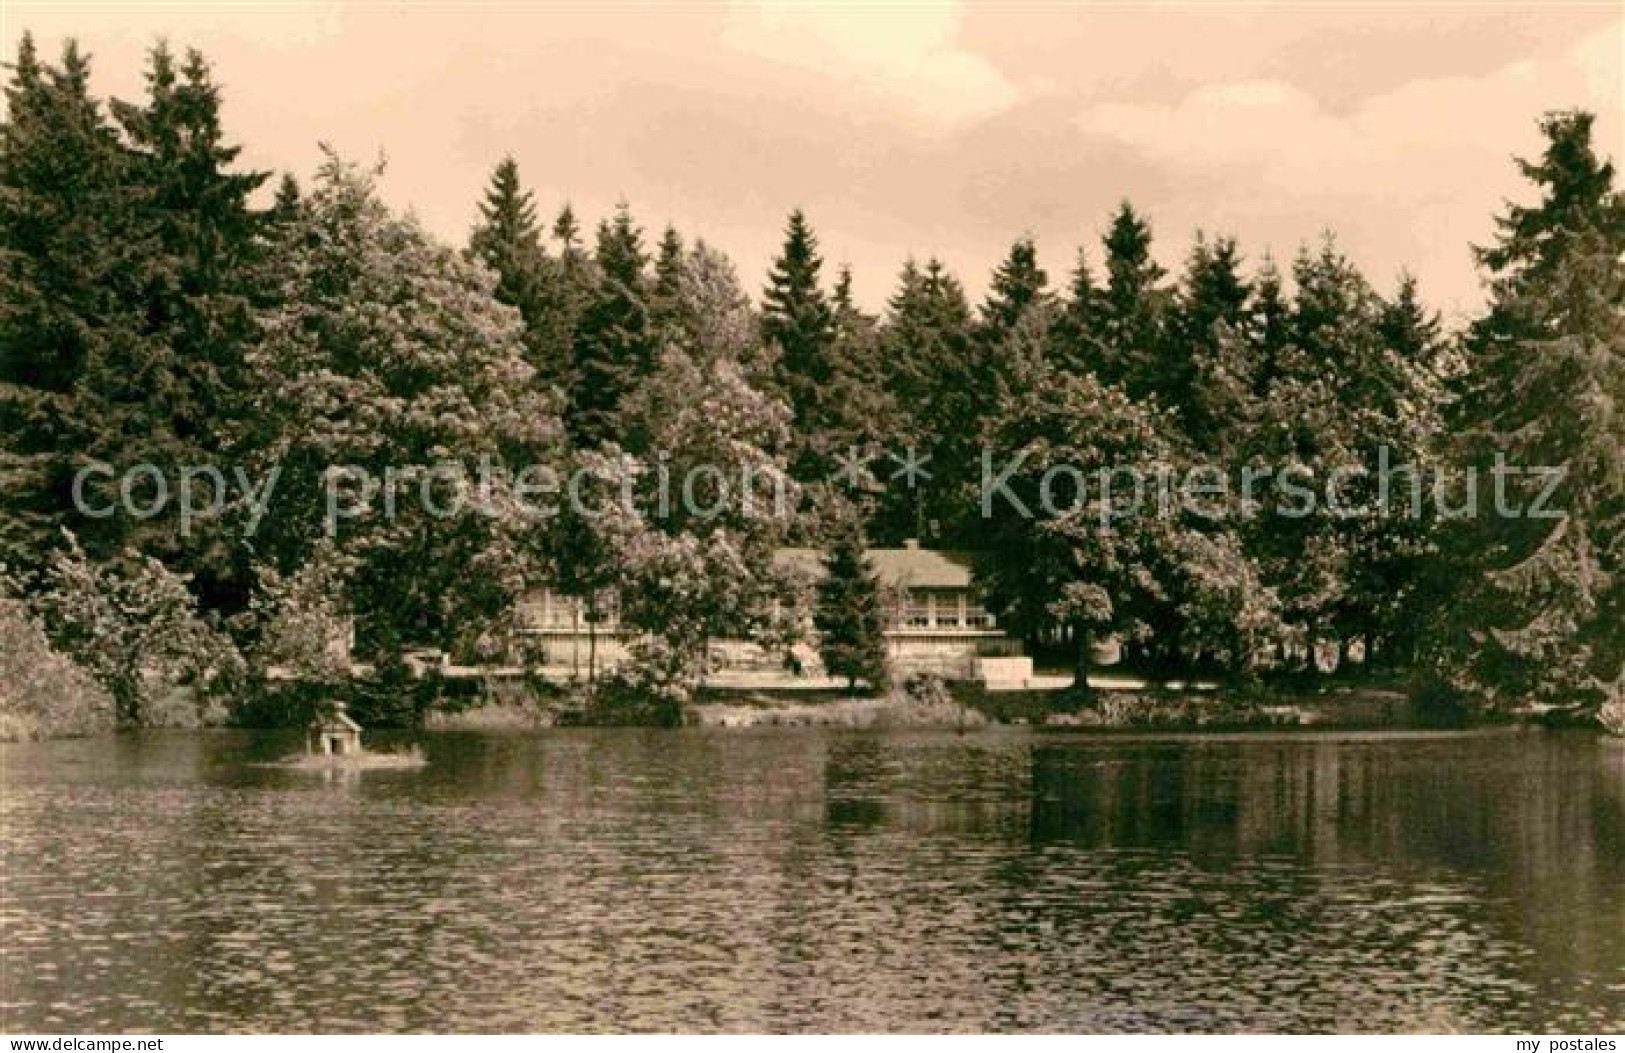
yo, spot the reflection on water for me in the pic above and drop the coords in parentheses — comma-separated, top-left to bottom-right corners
(1, 727, 1621, 1032)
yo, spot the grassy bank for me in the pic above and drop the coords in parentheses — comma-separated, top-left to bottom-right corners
(692, 693, 988, 730)
(423, 700, 554, 730)
(12, 647, 1600, 739)
(687, 677, 1422, 731)
(211, 667, 1518, 734)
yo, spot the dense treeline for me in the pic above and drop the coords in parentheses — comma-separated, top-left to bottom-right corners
(2, 36, 1620, 733)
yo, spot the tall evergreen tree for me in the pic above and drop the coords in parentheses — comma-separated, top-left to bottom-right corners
(468, 157, 543, 308)
(1248, 253, 1291, 396)
(1171, 233, 1250, 446)
(759, 212, 889, 489)
(1234, 236, 1451, 673)
(568, 204, 652, 445)
(880, 259, 930, 413)
(109, 44, 268, 600)
(1261, 240, 1383, 666)
(830, 263, 884, 390)
(980, 236, 1050, 339)
(875, 257, 979, 544)
(1050, 246, 1103, 377)
(1475, 111, 1622, 310)
(1096, 201, 1169, 398)
(468, 157, 579, 395)
(653, 225, 685, 299)
(0, 37, 162, 568)
(799, 262, 895, 495)
(1317, 272, 1452, 669)
(830, 264, 860, 335)
(814, 514, 891, 694)
(1379, 273, 1444, 373)
(1178, 235, 1250, 337)
(1427, 111, 1625, 715)
(762, 209, 837, 428)
(647, 224, 687, 346)
(552, 202, 582, 252)
(1291, 237, 1377, 377)
(269, 172, 301, 224)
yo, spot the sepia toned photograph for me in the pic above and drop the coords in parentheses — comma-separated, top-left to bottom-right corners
(0, 0, 1621, 1040)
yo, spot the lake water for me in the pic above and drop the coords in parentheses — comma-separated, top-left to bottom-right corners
(1, 726, 1621, 1033)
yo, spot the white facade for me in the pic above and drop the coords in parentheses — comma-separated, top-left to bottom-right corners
(516, 544, 1021, 681)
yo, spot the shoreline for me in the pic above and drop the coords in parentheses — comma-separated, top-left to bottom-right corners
(424, 680, 1440, 733)
(9, 678, 1615, 742)
(686, 684, 1414, 731)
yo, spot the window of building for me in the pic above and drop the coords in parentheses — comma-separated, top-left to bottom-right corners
(905, 591, 931, 628)
(535, 590, 578, 630)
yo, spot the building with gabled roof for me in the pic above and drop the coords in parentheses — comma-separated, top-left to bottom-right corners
(518, 540, 1021, 681)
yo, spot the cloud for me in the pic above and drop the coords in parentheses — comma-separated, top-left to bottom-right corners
(1069, 18, 1623, 313)
(722, 0, 1019, 128)
(1078, 22, 1620, 186)
(3, 4, 1615, 316)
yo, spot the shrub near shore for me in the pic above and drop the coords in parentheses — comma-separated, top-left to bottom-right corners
(0, 600, 114, 741)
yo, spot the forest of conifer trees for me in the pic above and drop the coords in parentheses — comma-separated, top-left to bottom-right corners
(2, 36, 1621, 736)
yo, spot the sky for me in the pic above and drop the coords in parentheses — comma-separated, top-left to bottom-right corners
(3, 1, 1621, 322)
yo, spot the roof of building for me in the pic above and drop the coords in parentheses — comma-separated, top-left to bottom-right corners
(774, 543, 977, 590)
(311, 703, 362, 732)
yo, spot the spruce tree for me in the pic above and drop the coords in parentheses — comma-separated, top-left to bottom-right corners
(1379, 273, 1444, 372)
(1475, 111, 1622, 306)
(1097, 201, 1169, 398)
(552, 203, 581, 252)
(535, 201, 593, 401)
(469, 158, 578, 393)
(1248, 254, 1291, 396)
(875, 257, 978, 544)
(112, 45, 267, 310)
(1428, 112, 1625, 714)
(800, 263, 895, 491)
(831, 264, 860, 334)
(1176, 236, 1250, 359)
(1050, 246, 1103, 377)
(1291, 237, 1378, 378)
(568, 204, 652, 445)
(653, 225, 685, 301)
(881, 259, 926, 410)
(884, 256, 968, 425)
(762, 209, 837, 427)
(1315, 272, 1451, 669)
(270, 173, 301, 223)
(468, 157, 543, 308)
(649, 224, 686, 340)
(0, 37, 162, 568)
(108, 44, 268, 600)
(815, 516, 891, 694)
(980, 236, 1050, 339)
(761, 211, 888, 489)
(1261, 239, 1385, 667)
(3, 38, 269, 597)
(1171, 233, 1250, 446)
